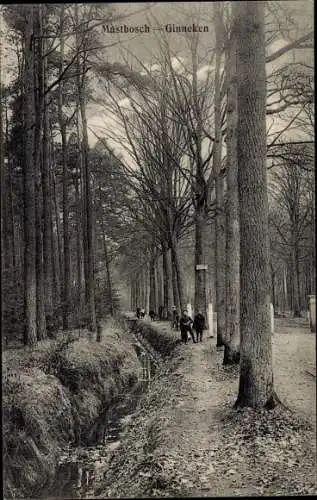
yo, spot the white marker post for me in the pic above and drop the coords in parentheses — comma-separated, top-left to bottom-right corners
(270, 303, 274, 335)
(308, 295, 316, 333)
(187, 303, 193, 341)
(187, 303, 193, 319)
(208, 302, 214, 338)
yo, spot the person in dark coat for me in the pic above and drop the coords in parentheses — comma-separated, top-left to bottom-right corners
(136, 307, 141, 319)
(193, 310, 206, 342)
(140, 308, 145, 319)
(179, 310, 196, 343)
(149, 310, 156, 321)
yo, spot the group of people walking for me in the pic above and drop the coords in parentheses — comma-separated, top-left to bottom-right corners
(179, 309, 206, 343)
(135, 305, 206, 344)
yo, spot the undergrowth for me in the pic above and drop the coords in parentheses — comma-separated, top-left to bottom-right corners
(2, 318, 140, 499)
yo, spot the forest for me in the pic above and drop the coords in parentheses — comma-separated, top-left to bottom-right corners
(1, 2, 315, 498)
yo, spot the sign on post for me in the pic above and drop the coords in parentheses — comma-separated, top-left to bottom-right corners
(196, 264, 208, 270)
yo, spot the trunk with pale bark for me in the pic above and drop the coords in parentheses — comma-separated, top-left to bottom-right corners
(23, 7, 37, 346)
(234, 1, 278, 408)
(214, 2, 226, 347)
(223, 27, 240, 365)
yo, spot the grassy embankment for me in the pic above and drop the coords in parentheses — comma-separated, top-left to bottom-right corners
(2, 318, 140, 499)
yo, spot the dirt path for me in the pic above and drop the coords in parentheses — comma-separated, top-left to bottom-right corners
(97, 320, 316, 498)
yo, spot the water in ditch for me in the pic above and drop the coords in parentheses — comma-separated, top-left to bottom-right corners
(41, 342, 156, 499)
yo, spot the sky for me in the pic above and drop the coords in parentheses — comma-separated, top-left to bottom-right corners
(85, 0, 313, 166)
(1, 2, 313, 159)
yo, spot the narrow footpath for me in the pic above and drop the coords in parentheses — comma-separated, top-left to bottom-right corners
(96, 317, 316, 498)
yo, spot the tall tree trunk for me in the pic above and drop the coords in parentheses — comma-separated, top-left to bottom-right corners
(171, 256, 180, 311)
(224, 30, 240, 365)
(171, 234, 186, 312)
(74, 5, 96, 332)
(102, 228, 113, 316)
(156, 256, 163, 310)
(23, 6, 37, 346)
(191, 33, 208, 323)
(292, 240, 301, 317)
(34, 5, 46, 340)
(75, 160, 85, 320)
(149, 258, 157, 312)
(234, 1, 278, 408)
(154, 258, 160, 311)
(2, 159, 13, 270)
(50, 129, 63, 286)
(283, 264, 288, 311)
(0, 47, 5, 342)
(78, 75, 96, 332)
(35, 172, 46, 340)
(4, 92, 16, 271)
(42, 19, 53, 332)
(162, 242, 172, 319)
(194, 204, 208, 320)
(52, 168, 63, 287)
(270, 264, 276, 309)
(145, 262, 150, 313)
(214, 2, 226, 347)
(58, 10, 71, 331)
(130, 279, 135, 311)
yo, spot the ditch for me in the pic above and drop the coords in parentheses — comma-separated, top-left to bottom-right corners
(40, 335, 158, 500)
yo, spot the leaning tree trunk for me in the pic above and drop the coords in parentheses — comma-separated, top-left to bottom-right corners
(223, 27, 240, 365)
(214, 2, 226, 347)
(234, 0, 278, 409)
(23, 6, 37, 346)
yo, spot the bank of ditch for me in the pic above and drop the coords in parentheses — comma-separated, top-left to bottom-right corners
(2, 317, 145, 499)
